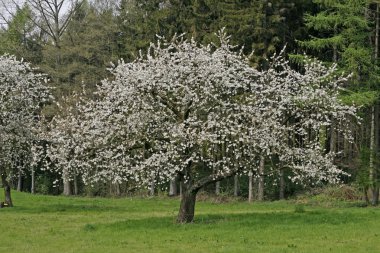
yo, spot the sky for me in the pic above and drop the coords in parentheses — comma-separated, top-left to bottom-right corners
(0, 0, 73, 28)
(0, 0, 123, 29)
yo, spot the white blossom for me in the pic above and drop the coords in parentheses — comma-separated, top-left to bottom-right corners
(42, 30, 358, 190)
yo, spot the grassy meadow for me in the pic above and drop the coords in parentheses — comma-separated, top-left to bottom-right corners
(0, 190, 379, 253)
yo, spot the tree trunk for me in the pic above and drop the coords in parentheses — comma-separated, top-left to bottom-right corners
(279, 168, 285, 200)
(73, 174, 79, 196)
(370, 4, 380, 206)
(115, 182, 121, 196)
(233, 175, 240, 197)
(177, 190, 197, 223)
(31, 168, 35, 194)
(150, 178, 155, 196)
(372, 188, 379, 206)
(330, 119, 336, 153)
(369, 106, 378, 205)
(248, 170, 253, 203)
(17, 169, 22, 192)
(1, 173, 13, 207)
(215, 181, 220, 195)
(169, 177, 178, 196)
(375, 3, 379, 61)
(62, 167, 72, 196)
(175, 167, 235, 222)
(179, 179, 183, 199)
(63, 180, 71, 196)
(257, 156, 265, 201)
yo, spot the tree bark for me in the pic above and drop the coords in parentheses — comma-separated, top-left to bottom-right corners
(179, 179, 183, 199)
(169, 177, 178, 196)
(177, 190, 197, 223)
(257, 156, 265, 201)
(248, 170, 253, 203)
(215, 181, 220, 195)
(63, 169, 72, 196)
(363, 186, 369, 204)
(150, 177, 155, 196)
(115, 182, 120, 196)
(1, 173, 13, 207)
(372, 188, 379, 206)
(279, 168, 285, 200)
(330, 119, 336, 153)
(17, 169, 22, 192)
(176, 167, 235, 223)
(31, 168, 35, 194)
(370, 4, 380, 206)
(369, 105, 378, 205)
(233, 175, 240, 197)
(63, 180, 71, 196)
(375, 3, 379, 61)
(73, 174, 78, 196)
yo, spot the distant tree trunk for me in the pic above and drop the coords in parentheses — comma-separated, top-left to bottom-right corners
(213, 143, 220, 196)
(370, 105, 379, 205)
(375, 3, 379, 61)
(279, 168, 285, 200)
(110, 182, 120, 196)
(31, 168, 35, 194)
(372, 188, 379, 206)
(363, 186, 369, 204)
(330, 119, 336, 153)
(62, 168, 72, 196)
(17, 169, 22, 191)
(215, 181, 220, 195)
(370, 4, 380, 206)
(169, 177, 178, 196)
(150, 177, 155, 196)
(63, 180, 71, 196)
(1, 173, 13, 207)
(248, 170, 253, 203)
(179, 179, 183, 199)
(257, 156, 265, 201)
(73, 174, 78, 196)
(234, 175, 240, 197)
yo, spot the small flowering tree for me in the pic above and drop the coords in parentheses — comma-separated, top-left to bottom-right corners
(0, 55, 50, 206)
(40, 95, 85, 196)
(46, 30, 357, 223)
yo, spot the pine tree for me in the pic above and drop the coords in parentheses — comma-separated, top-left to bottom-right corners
(0, 4, 41, 63)
(299, 0, 380, 205)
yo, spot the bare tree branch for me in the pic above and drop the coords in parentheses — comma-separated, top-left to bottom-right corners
(27, 0, 84, 46)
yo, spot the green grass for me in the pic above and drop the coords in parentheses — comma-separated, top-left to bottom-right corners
(0, 190, 379, 253)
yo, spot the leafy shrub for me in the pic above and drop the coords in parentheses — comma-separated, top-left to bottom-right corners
(294, 185, 363, 207)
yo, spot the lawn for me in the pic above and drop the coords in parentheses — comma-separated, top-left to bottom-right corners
(0, 190, 379, 253)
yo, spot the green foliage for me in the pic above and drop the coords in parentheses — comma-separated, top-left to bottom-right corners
(295, 185, 363, 207)
(339, 90, 379, 106)
(355, 147, 380, 188)
(0, 4, 42, 63)
(41, 2, 119, 96)
(300, 0, 374, 87)
(117, 0, 308, 68)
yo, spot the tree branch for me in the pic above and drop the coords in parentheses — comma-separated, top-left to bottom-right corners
(190, 170, 236, 193)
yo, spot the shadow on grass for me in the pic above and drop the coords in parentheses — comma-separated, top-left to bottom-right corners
(89, 210, 364, 232)
(7, 203, 128, 214)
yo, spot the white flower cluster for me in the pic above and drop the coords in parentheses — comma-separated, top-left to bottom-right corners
(0, 55, 50, 180)
(41, 30, 358, 190)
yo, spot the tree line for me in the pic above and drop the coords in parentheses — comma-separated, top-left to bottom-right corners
(0, 0, 379, 210)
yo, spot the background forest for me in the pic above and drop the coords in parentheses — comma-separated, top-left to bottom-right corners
(0, 0, 380, 206)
